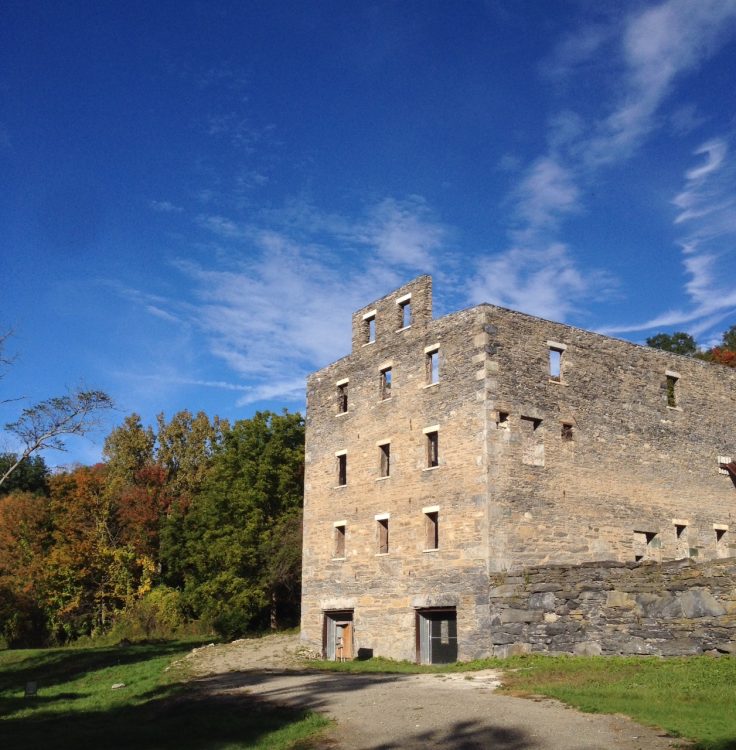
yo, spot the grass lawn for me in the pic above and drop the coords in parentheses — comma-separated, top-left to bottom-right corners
(0, 641, 329, 750)
(312, 654, 736, 750)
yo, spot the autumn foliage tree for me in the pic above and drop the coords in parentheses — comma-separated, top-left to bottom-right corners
(0, 408, 305, 646)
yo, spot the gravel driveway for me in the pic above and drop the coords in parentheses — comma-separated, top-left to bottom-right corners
(185, 635, 685, 750)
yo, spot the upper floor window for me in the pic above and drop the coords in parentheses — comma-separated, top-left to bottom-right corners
(336, 451, 347, 486)
(425, 344, 440, 385)
(333, 522, 346, 558)
(376, 514, 390, 554)
(547, 341, 566, 382)
(424, 426, 439, 468)
(423, 506, 439, 551)
(396, 293, 412, 329)
(336, 379, 348, 414)
(380, 366, 392, 400)
(378, 442, 391, 477)
(666, 370, 680, 408)
(362, 310, 377, 344)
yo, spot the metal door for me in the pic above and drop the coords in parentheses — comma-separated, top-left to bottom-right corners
(417, 608, 457, 664)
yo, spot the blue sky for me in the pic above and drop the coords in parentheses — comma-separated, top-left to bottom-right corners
(3, 0, 736, 467)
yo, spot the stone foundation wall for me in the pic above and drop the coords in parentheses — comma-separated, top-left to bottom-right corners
(489, 558, 736, 657)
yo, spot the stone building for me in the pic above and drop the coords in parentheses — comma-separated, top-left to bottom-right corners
(300, 275, 736, 663)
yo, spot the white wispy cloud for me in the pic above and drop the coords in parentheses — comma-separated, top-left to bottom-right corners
(583, 0, 736, 165)
(150, 200, 183, 213)
(601, 134, 736, 337)
(118, 198, 448, 406)
(469, 243, 612, 322)
(475, 0, 736, 331)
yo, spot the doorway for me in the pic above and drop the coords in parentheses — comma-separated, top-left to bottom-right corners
(416, 608, 457, 664)
(323, 610, 354, 661)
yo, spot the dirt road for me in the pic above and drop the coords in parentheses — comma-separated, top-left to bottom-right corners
(184, 635, 684, 750)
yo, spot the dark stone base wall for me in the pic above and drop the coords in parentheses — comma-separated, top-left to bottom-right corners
(489, 558, 736, 657)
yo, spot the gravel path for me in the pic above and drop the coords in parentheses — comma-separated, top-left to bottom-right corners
(184, 635, 686, 750)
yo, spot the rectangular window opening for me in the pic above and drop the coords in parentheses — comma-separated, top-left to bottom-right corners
(363, 313, 376, 344)
(334, 524, 346, 558)
(425, 511, 439, 550)
(377, 518, 389, 554)
(337, 382, 348, 414)
(426, 349, 439, 385)
(426, 430, 439, 468)
(521, 416, 544, 466)
(549, 348, 563, 380)
(380, 367, 392, 400)
(675, 524, 686, 539)
(666, 374, 679, 408)
(337, 453, 347, 486)
(634, 530, 660, 561)
(497, 411, 509, 429)
(379, 443, 391, 477)
(561, 422, 574, 442)
(715, 526, 729, 558)
(399, 300, 412, 328)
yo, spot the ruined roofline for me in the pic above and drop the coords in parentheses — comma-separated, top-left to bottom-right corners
(473, 301, 732, 373)
(307, 275, 735, 381)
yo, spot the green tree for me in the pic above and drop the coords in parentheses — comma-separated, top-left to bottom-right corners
(645, 332, 698, 356)
(180, 411, 304, 637)
(103, 414, 155, 485)
(0, 453, 49, 497)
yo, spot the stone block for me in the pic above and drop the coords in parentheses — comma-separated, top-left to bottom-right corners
(499, 609, 543, 624)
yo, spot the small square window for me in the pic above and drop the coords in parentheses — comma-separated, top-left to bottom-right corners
(424, 510, 439, 550)
(377, 517, 389, 554)
(334, 524, 346, 558)
(337, 453, 347, 486)
(426, 430, 439, 467)
(380, 367, 392, 400)
(496, 411, 510, 429)
(337, 382, 348, 414)
(379, 443, 391, 477)
(561, 422, 573, 442)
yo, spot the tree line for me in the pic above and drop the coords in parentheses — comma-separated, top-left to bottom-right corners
(0, 410, 304, 647)
(646, 324, 736, 366)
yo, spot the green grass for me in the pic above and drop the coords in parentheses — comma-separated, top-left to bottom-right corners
(0, 641, 330, 750)
(499, 655, 736, 750)
(310, 653, 736, 749)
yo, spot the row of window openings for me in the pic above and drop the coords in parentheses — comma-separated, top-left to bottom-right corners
(498, 412, 574, 442)
(337, 432, 438, 485)
(337, 350, 439, 414)
(333, 512, 439, 558)
(635, 524, 729, 561)
(549, 346, 682, 408)
(362, 297, 412, 345)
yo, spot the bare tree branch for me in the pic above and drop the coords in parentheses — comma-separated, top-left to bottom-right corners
(1, 390, 115, 488)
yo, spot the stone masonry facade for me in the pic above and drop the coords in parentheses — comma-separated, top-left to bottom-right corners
(300, 275, 736, 662)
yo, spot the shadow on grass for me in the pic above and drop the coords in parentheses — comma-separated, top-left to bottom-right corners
(0, 685, 325, 750)
(0, 640, 198, 697)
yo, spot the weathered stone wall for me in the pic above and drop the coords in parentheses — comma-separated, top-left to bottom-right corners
(482, 306, 736, 571)
(301, 276, 492, 661)
(301, 275, 736, 662)
(489, 558, 736, 657)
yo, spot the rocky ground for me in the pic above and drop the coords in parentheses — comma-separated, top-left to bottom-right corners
(181, 633, 687, 750)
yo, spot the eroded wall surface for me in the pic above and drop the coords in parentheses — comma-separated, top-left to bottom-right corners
(301, 276, 492, 660)
(482, 306, 736, 570)
(489, 559, 736, 656)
